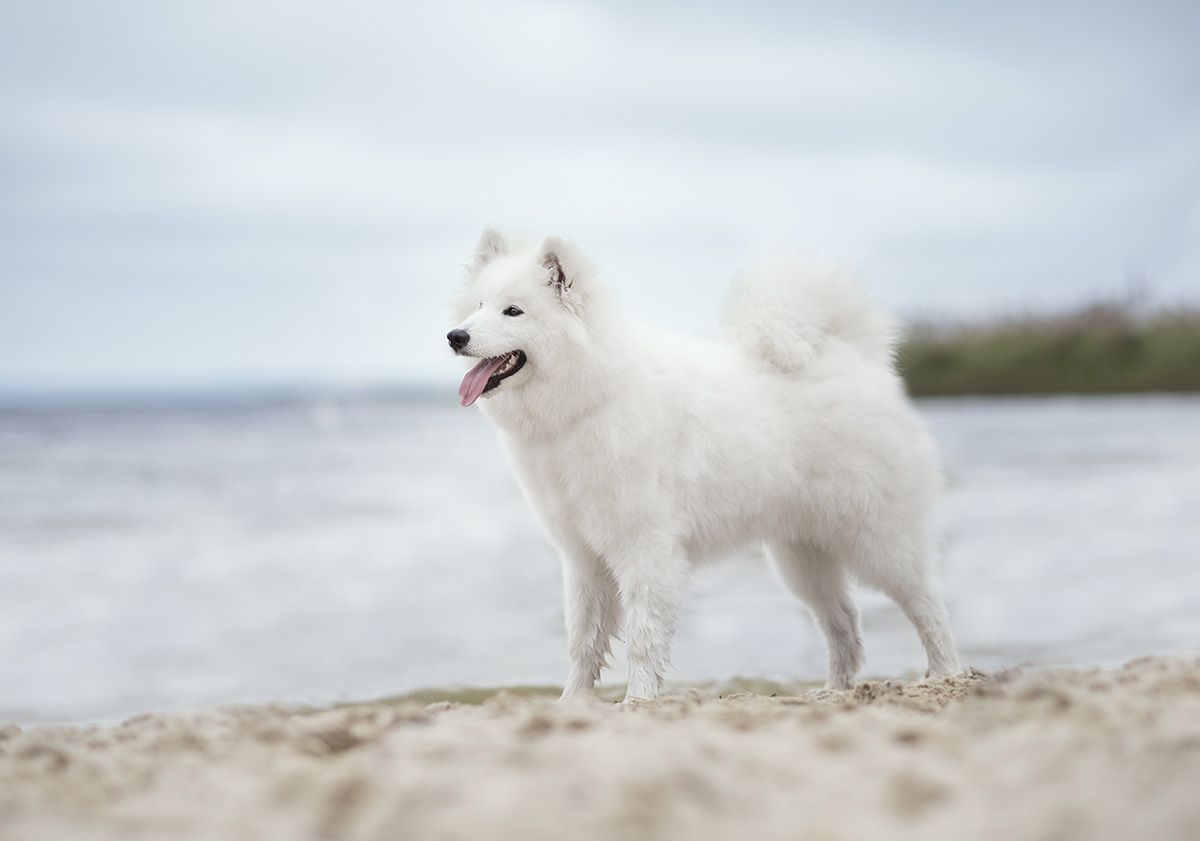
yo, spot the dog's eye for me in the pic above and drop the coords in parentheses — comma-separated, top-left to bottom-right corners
(503, 306, 524, 317)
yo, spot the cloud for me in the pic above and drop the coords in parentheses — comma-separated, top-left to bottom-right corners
(1, 0, 1197, 388)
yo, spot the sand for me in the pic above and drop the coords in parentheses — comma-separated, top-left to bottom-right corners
(2, 656, 1199, 841)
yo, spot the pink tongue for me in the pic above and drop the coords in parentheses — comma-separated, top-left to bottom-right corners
(458, 356, 507, 407)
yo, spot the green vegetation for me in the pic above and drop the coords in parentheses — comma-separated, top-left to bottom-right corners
(898, 304, 1200, 397)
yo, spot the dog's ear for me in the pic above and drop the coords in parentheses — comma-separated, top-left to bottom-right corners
(471, 228, 507, 271)
(540, 237, 582, 296)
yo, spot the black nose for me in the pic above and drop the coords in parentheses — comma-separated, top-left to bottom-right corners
(447, 329, 470, 351)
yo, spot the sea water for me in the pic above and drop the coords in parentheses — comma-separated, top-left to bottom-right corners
(2, 392, 1197, 723)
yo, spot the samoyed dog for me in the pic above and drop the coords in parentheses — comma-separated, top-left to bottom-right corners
(448, 229, 960, 701)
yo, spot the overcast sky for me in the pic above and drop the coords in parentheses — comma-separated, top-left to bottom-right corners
(1, 0, 1198, 390)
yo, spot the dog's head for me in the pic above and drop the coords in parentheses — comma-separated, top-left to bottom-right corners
(448, 229, 595, 407)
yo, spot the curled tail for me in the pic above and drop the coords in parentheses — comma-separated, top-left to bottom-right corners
(724, 261, 899, 372)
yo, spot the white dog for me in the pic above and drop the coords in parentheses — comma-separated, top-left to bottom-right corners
(448, 230, 960, 701)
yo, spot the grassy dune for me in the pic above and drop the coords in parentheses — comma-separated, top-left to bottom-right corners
(899, 305, 1200, 397)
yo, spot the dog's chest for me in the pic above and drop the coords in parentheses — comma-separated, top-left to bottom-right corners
(506, 428, 656, 552)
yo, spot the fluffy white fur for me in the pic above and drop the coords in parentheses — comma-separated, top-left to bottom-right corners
(450, 230, 960, 701)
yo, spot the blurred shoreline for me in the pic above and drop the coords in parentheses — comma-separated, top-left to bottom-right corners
(5, 303, 1199, 409)
(901, 302, 1200, 397)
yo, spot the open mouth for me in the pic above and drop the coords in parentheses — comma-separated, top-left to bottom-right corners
(458, 350, 526, 407)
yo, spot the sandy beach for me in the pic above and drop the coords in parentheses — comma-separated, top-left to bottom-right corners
(2, 656, 1198, 841)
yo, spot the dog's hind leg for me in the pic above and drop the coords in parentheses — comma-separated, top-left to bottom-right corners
(851, 536, 960, 678)
(882, 577, 959, 677)
(768, 540, 864, 689)
(559, 542, 621, 699)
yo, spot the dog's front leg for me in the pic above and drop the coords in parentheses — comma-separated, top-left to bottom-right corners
(559, 546, 621, 700)
(610, 542, 688, 702)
